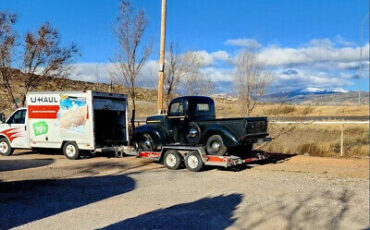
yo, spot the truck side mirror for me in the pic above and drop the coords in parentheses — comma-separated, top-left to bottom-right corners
(0, 113, 5, 123)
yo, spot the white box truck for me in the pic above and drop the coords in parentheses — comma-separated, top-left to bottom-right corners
(0, 91, 129, 159)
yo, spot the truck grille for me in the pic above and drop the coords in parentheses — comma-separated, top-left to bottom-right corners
(247, 121, 267, 134)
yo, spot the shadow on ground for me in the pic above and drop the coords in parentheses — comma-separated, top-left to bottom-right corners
(0, 159, 54, 172)
(233, 189, 361, 230)
(214, 151, 297, 172)
(99, 194, 242, 230)
(0, 174, 135, 229)
(257, 152, 297, 164)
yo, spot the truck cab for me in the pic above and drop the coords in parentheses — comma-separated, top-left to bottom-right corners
(134, 96, 269, 156)
(0, 108, 30, 155)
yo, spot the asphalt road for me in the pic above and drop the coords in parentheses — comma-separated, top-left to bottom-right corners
(0, 151, 369, 230)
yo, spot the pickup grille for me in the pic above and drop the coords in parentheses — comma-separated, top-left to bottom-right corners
(246, 121, 267, 134)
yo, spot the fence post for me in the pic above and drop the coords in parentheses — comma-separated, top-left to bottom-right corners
(340, 124, 344, 157)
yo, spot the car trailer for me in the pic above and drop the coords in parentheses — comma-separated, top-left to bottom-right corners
(137, 145, 268, 172)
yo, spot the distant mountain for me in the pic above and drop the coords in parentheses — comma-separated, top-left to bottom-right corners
(263, 88, 369, 105)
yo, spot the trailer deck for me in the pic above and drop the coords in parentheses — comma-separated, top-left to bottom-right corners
(137, 145, 267, 172)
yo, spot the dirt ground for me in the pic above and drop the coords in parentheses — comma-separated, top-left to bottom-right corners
(0, 151, 369, 230)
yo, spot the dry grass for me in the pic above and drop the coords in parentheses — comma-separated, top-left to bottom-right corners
(261, 124, 369, 158)
(214, 98, 369, 117)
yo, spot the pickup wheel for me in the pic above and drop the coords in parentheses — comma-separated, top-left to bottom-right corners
(185, 151, 204, 172)
(138, 133, 156, 151)
(163, 150, 182, 170)
(0, 138, 13, 156)
(205, 135, 227, 156)
(185, 122, 201, 145)
(63, 142, 80, 160)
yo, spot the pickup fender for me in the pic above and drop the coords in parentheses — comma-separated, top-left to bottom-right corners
(134, 124, 168, 147)
(201, 124, 239, 147)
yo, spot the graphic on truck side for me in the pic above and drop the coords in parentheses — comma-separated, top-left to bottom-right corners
(58, 96, 87, 138)
(33, 121, 48, 136)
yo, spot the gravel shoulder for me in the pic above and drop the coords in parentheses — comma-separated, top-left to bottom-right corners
(0, 151, 369, 230)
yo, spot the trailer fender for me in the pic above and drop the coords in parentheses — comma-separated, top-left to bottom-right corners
(201, 125, 239, 147)
(134, 124, 168, 147)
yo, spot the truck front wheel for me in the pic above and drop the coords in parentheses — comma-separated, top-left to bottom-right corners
(0, 138, 13, 156)
(63, 142, 80, 160)
(205, 135, 228, 156)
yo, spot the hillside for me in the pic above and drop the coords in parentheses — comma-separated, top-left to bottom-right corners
(0, 69, 157, 116)
(0, 69, 369, 118)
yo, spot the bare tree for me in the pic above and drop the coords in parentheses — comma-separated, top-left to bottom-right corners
(181, 52, 203, 95)
(111, 0, 152, 111)
(21, 22, 78, 105)
(164, 42, 181, 107)
(0, 12, 18, 108)
(200, 75, 215, 96)
(233, 49, 271, 116)
(0, 11, 78, 107)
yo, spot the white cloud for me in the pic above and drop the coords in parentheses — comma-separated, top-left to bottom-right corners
(225, 38, 262, 49)
(191, 50, 230, 66)
(258, 42, 369, 67)
(334, 35, 355, 47)
(69, 60, 158, 87)
(68, 37, 369, 93)
(201, 67, 233, 81)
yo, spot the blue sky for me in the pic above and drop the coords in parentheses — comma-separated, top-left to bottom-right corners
(1, 0, 369, 93)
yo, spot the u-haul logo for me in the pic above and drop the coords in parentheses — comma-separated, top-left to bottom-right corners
(30, 96, 58, 104)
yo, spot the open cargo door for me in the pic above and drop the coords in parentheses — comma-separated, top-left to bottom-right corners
(92, 93, 128, 147)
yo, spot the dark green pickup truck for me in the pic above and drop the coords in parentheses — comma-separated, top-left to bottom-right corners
(134, 96, 269, 155)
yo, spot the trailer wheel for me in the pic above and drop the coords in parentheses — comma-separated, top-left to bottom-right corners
(163, 150, 182, 170)
(0, 138, 13, 156)
(185, 151, 204, 172)
(206, 135, 227, 156)
(63, 142, 80, 160)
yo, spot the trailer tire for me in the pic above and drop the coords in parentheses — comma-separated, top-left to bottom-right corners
(63, 142, 80, 160)
(0, 138, 13, 156)
(205, 135, 227, 156)
(185, 151, 204, 172)
(163, 150, 182, 170)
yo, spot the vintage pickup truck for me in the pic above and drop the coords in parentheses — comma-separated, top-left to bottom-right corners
(134, 96, 269, 155)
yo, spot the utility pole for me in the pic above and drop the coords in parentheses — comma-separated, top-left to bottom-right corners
(157, 0, 167, 114)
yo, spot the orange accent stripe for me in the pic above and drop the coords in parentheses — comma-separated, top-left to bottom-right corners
(245, 158, 258, 163)
(139, 151, 161, 158)
(207, 156, 225, 162)
(0, 128, 20, 142)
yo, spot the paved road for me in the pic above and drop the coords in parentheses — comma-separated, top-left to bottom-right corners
(0, 152, 369, 230)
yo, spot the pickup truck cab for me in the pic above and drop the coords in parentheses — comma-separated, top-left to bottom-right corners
(134, 96, 269, 155)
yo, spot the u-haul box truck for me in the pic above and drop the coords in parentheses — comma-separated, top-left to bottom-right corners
(0, 91, 129, 159)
